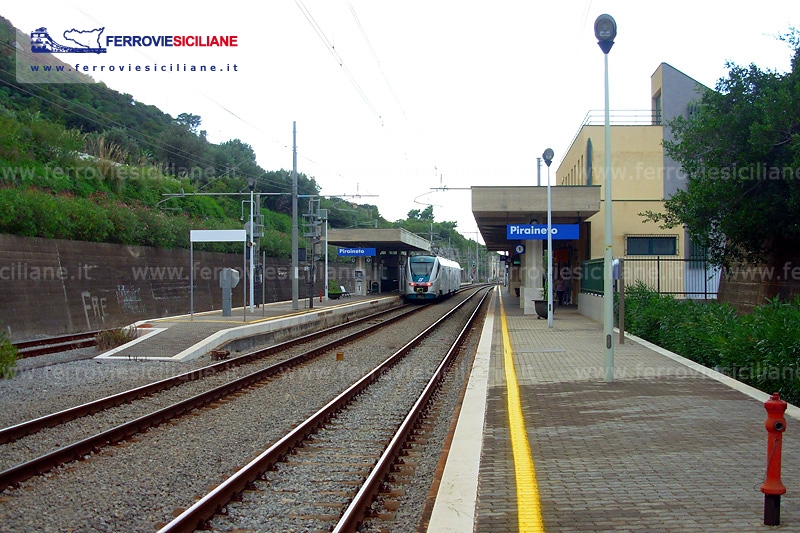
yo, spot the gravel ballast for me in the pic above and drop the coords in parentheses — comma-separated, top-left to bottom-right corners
(0, 292, 485, 533)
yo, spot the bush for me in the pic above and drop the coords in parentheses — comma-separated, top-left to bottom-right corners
(0, 329, 18, 379)
(96, 326, 139, 350)
(260, 228, 292, 258)
(729, 299, 800, 402)
(624, 282, 800, 404)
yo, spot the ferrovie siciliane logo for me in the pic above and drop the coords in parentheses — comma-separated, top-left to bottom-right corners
(31, 26, 107, 54)
(30, 25, 239, 54)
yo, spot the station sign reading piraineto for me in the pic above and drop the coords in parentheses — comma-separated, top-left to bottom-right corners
(337, 247, 377, 257)
(506, 224, 580, 240)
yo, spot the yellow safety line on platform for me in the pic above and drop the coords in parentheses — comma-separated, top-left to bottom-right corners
(499, 291, 545, 532)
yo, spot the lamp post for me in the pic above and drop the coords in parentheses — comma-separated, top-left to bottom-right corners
(292, 122, 299, 310)
(248, 177, 255, 312)
(323, 210, 328, 301)
(463, 232, 482, 284)
(542, 148, 554, 329)
(595, 14, 616, 382)
(476, 243, 479, 282)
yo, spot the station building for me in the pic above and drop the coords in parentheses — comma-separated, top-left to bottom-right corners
(326, 227, 431, 296)
(473, 63, 718, 319)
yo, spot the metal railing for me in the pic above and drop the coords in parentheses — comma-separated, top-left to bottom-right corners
(580, 258, 605, 295)
(562, 110, 661, 157)
(580, 256, 720, 299)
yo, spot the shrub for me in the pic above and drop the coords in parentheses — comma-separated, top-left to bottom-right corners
(0, 329, 18, 379)
(96, 326, 139, 350)
(260, 228, 292, 258)
(624, 283, 800, 404)
(734, 298, 800, 402)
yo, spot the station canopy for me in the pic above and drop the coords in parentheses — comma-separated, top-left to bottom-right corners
(472, 186, 601, 252)
(326, 228, 431, 253)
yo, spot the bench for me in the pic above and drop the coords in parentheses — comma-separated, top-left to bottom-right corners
(340, 285, 351, 298)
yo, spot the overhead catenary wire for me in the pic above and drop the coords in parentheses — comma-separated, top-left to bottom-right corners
(1, 11, 426, 207)
(0, 51, 301, 192)
(294, 0, 383, 126)
(2, 31, 358, 192)
(347, 2, 409, 128)
(0, 37, 303, 187)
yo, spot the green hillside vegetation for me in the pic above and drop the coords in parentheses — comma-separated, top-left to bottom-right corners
(0, 16, 483, 263)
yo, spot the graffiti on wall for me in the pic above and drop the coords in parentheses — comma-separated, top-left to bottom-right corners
(81, 290, 106, 330)
(115, 284, 146, 315)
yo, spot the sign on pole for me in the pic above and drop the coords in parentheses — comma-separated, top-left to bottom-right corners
(190, 229, 247, 243)
(506, 224, 580, 240)
(190, 229, 247, 322)
(337, 247, 377, 257)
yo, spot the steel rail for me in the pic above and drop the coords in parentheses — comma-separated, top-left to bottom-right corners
(156, 287, 486, 533)
(333, 286, 492, 532)
(0, 304, 410, 445)
(13, 331, 100, 350)
(15, 331, 100, 358)
(0, 304, 422, 491)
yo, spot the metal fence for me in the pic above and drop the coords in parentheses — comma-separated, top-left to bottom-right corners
(580, 258, 605, 295)
(580, 256, 720, 298)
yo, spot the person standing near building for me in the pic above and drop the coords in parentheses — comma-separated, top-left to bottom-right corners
(556, 277, 566, 306)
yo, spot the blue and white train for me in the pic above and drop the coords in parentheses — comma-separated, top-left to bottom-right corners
(405, 255, 462, 301)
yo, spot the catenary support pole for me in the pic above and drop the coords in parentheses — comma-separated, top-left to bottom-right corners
(292, 122, 299, 310)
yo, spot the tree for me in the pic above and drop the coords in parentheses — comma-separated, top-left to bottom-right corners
(644, 37, 800, 269)
(406, 205, 434, 221)
(176, 112, 202, 133)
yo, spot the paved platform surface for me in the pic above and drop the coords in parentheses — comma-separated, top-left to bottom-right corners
(95, 295, 393, 361)
(429, 287, 800, 532)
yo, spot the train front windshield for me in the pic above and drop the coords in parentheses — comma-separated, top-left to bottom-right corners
(409, 257, 435, 281)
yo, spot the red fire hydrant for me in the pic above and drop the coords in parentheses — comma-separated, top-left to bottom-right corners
(761, 392, 787, 526)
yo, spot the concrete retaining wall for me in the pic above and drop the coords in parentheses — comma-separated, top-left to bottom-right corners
(577, 291, 603, 323)
(0, 234, 358, 341)
(718, 255, 800, 313)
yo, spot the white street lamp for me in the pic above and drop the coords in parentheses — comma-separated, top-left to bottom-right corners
(595, 14, 616, 382)
(542, 148, 554, 329)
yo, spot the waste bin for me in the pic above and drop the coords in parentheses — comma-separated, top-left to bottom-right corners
(371, 281, 379, 294)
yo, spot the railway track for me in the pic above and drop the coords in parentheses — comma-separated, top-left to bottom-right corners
(0, 305, 414, 446)
(0, 304, 426, 489)
(160, 287, 491, 533)
(13, 331, 99, 358)
(0, 287, 489, 532)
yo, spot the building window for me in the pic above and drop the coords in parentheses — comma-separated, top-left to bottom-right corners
(586, 139, 593, 185)
(688, 239, 708, 268)
(626, 235, 677, 256)
(688, 239, 707, 260)
(652, 91, 662, 125)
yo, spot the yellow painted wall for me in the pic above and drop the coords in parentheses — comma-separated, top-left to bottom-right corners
(557, 124, 678, 260)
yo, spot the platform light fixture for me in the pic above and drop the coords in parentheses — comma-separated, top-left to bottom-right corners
(595, 14, 616, 382)
(542, 148, 554, 329)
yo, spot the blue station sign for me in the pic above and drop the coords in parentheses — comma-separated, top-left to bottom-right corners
(506, 224, 580, 240)
(337, 247, 377, 257)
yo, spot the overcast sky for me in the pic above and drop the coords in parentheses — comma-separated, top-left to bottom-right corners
(5, 1, 799, 240)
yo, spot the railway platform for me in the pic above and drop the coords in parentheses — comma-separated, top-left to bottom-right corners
(428, 287, 800, 532)
(88, 285, 800, 530)
(96, 294, 400, 362)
